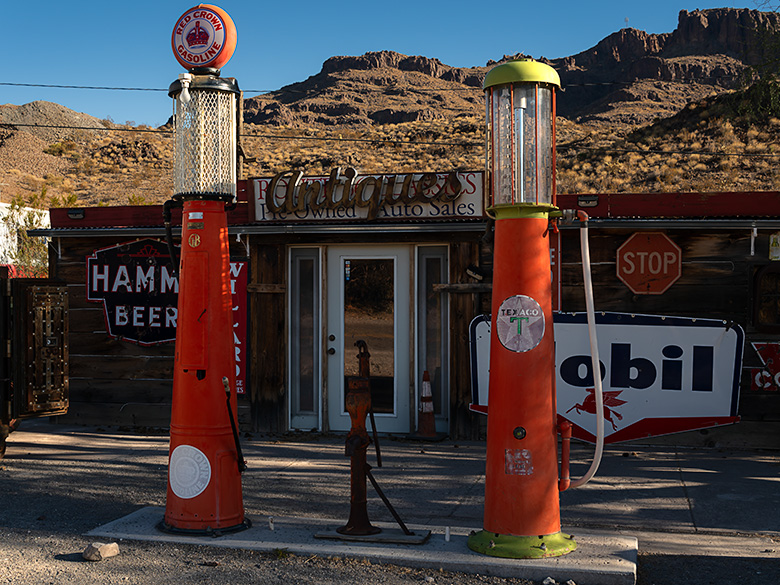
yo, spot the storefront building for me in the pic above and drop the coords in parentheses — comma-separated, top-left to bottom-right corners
(36, 181, 780, 441)
(40, 170, 488, 438)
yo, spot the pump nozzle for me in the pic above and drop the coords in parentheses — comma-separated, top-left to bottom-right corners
(178, 72, 192, 106)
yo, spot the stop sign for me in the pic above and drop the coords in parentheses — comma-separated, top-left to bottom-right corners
(616, 232, 681, 294)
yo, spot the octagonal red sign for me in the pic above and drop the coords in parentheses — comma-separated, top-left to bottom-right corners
(617, 232, 682, 295)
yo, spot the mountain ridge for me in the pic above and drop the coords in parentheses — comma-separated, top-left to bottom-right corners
(2, 7, 780, 207)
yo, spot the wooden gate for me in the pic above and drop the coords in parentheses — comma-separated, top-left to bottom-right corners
(1, 278, 69, 457)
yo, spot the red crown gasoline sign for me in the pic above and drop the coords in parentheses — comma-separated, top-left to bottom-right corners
(172, 5, 237, 70)
(616, 232, 682, 295)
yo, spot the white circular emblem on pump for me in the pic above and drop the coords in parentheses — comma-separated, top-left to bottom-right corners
(169, 444, 211, 499)
(496, 295, 545, 352)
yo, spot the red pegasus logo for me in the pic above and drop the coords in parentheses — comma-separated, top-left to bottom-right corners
(566, 388, 627, 431)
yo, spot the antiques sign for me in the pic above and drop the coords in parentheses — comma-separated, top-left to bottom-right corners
(86, 239, 248, 392)
(250, 169, 484, 222)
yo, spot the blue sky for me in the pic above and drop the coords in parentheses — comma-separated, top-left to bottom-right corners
(2, 2, 761, 127)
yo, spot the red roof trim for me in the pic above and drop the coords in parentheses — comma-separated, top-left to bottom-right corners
(557, 191, 780, 218)
(50, 187, 780, 229)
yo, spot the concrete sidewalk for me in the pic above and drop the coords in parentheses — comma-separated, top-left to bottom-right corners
(3, 420, 780, 585)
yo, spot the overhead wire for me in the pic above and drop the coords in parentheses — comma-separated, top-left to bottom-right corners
(0, 72, 745, 95)
(1, 73, 775, 158)
(6, 122, 780, 158)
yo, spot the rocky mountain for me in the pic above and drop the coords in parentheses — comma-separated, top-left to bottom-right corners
(245, 8, 780, 127)
(2, 7, 780, 209)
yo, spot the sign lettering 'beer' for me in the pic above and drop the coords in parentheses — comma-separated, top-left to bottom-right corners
(87, 240, 179, 344)
(86, 239, 249, 393)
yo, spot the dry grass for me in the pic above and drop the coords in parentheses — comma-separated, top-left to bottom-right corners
(7, 90, 780, 211)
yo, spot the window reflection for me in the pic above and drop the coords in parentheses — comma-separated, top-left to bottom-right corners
(343, 258, 395, 414)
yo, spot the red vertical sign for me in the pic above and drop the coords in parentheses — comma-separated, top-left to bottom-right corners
(230, 261, 248, 394)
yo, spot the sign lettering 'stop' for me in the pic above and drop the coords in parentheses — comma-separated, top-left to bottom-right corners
(616, 232, 682, 295)
(172, 4, 237, 71)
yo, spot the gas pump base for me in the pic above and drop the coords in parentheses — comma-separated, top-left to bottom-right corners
(467, 530, 577, 559)
(157, 517, 252, 538)
(315, 527, 432, 545)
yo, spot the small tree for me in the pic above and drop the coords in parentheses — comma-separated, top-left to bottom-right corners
(0, 191, 53, 278)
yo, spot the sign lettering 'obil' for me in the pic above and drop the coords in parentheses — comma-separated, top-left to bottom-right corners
(469, 312, 743, 443)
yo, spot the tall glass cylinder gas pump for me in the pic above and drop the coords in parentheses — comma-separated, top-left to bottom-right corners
(467, 59, 576, 558)
(160, 4, 249, 535)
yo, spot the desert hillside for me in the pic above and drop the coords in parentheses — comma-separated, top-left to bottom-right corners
(2, 7, 780, 209)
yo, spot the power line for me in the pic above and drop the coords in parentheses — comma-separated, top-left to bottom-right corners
(0, 82, 168, 92)
(7, 122, 780, 159)
(5, 123, 169, 133)
(0, 73, 746, 96)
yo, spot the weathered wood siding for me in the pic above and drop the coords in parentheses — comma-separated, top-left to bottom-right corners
(558, 227, 780, 423)
(51, 235, 249, 428)
(249, 240, 287, 432)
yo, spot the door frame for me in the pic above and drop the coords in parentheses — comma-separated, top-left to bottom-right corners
(287, 247, 323, 431)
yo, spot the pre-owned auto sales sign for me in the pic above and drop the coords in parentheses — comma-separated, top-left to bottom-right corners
(469, 312, 744, 443)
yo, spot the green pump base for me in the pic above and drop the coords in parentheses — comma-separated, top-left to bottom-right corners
(467, 530, 577, 559)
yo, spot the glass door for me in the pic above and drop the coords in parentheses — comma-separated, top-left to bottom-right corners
(289, 248, 321, 430)
(326, 245, 410, 433)
(417, 246, 449, 432)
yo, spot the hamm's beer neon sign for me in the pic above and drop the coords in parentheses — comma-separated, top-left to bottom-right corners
(250, 169, 484, 222)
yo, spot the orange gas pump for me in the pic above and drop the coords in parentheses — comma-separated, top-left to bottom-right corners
(159, 5, 249, 535)
(467, 59, 576, 558)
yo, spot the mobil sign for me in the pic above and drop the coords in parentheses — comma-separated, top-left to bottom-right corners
(469, 312, 744, 443)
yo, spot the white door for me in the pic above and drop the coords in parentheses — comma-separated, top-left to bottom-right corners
(326, 245, 411, 433)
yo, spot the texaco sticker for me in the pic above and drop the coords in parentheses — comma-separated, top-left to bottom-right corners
(496, 295, 545, 352)
(169, 444, 211, 499)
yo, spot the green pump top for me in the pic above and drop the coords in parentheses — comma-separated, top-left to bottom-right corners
(483, 58, 560, 90)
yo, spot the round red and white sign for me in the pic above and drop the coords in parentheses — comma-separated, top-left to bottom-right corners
(172, 5, 237, 70)
(496, 295, 545, 353)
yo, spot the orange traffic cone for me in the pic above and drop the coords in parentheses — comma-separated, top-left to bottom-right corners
(416, 371, 437, 438)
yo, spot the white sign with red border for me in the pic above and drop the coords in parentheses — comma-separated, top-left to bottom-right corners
(469, 312, 743, 443)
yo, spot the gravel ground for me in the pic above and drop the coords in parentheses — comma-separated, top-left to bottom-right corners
(2, 422, 780, 585)
(0, 425, 534, 585)
(2, 533, 531, 585)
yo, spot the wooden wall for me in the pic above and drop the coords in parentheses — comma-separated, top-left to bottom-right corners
(248, 240, 286, 432)
(557, 226, 780, 423)
(51, 235, 250, 428)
